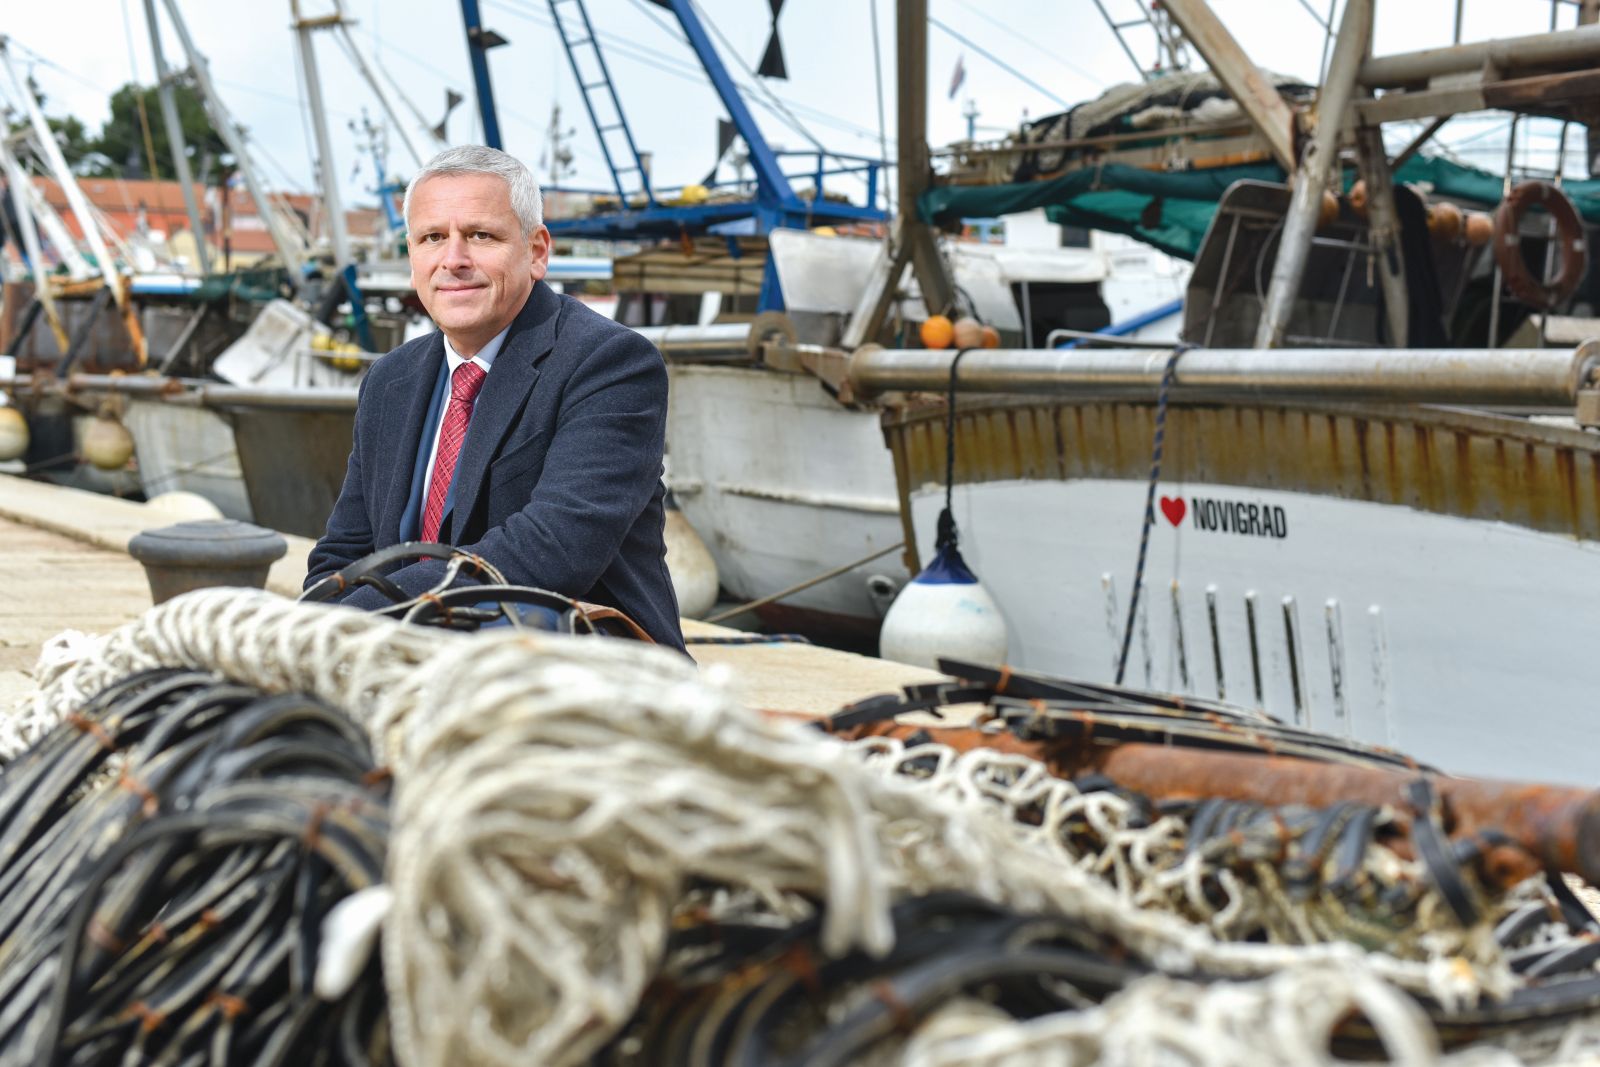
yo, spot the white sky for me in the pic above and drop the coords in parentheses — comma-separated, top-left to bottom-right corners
(0, 0, 1587, 219)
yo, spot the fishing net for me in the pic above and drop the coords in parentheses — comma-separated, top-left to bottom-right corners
(10, 588, 1600, 1066)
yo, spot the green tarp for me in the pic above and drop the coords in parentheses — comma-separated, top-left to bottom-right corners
(919, 156, 1600, 262)
(1385, 155, 1600, 222)
(189, 266, 290, 304)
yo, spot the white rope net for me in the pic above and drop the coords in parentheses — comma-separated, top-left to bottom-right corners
(9, 588, 1595, 1067)
(847, 736, 1515, 964)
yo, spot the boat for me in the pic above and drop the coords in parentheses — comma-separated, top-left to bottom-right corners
(834, 0, 1600, 783)
(663, 226, 1186, 641)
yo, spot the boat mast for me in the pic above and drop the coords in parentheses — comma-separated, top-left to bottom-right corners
(1252, 0, 1373, 349)
(3, 136, 95, 282)
(0, 134, 68, 350)
(329, 10, 438, 168)
(458, 0, 506, 149)
(142, 0, 211, 275)
(0, 40, 133, 304)
(0, 38, 148, 361)
(156, 0, 307, 290)
(289, 0, 351, 269)
(841, 0, 957, 345)
(1160, 0, 1396, 349)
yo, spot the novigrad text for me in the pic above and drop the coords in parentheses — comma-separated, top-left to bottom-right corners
(1191, 497, 1288, 539)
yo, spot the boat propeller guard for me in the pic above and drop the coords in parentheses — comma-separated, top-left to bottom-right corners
(1493, 179, 1588, 310)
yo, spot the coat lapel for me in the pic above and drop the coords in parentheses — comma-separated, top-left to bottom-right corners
(379, 332, 445, 545)
(448, 282, 561, 541)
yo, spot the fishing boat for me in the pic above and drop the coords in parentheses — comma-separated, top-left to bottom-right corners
(830, 0, 1600, 784)
(662, 226, 1185, 640)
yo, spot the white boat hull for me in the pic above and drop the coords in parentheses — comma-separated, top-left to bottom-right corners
(665, 364, 908, 632)
(878, 392, 1600, 784)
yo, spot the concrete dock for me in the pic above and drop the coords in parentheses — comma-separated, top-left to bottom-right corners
(0, 475, 944, 716)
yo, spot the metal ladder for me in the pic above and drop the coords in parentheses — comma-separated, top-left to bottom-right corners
(547, 0, 657, 207)
(1091, 0, 1190, 80)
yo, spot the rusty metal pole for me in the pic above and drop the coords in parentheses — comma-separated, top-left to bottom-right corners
(1065, 743, 1600, 887)
(835, 719, 1600, 888)
(1255, 0, 1374, 349)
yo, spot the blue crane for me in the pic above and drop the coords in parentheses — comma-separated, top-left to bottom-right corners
(457, 0, 888, 310)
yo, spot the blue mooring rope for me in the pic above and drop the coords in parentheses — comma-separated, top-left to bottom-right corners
(1114, 344, 1191, 685)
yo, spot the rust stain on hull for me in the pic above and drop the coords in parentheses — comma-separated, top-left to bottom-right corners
(881, 398, 1600, 543)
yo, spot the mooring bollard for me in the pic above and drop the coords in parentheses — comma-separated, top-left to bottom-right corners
(127, 519, 288, 605)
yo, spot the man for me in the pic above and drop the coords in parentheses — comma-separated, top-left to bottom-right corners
(305, 145, 684, 651)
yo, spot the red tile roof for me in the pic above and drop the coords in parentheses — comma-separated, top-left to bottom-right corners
(24, 176, 380, 248)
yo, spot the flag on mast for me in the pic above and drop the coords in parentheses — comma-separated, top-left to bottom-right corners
(948, 53, 966, 99)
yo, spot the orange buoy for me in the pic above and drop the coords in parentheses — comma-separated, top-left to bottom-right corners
(1317, 189, 1340, 230)
(1349, 180, 1369, 219)
(979, 324, 1001, 349)
(1464, 211, 1493, 246)
(951, 316, 984, 349)
(920, 314, 954, 349)
(1427, 200, 1463, 240)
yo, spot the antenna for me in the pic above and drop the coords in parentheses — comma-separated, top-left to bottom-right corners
(543, 102, 576, 187)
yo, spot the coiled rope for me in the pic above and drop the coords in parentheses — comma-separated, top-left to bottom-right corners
(14, 589, 1600, 1066)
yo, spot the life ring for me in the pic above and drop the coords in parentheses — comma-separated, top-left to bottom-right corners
(1492, 180, 1588, 310)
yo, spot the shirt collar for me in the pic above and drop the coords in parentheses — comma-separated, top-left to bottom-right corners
(442, 322, 512, 375)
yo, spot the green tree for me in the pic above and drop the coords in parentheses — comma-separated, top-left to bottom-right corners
(4, 113, 106, 175)
(94, 80, 227, 181)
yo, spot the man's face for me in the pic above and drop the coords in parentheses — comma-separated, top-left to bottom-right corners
(407, 172, 551, 355)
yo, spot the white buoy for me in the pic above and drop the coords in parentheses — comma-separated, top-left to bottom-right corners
(879, 542, 1009, 671)
(145, 491, 225, 523)
(664, 505, 719, 619)
(82, 414, 135, 471)
(0, 405, 27, 463)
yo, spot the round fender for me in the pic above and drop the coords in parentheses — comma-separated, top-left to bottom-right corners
(1493, 180, 1588, 310)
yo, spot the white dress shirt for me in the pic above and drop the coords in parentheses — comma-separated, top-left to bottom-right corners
(419, 324, 511, 512)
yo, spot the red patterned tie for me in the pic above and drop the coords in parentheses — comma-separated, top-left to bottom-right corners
(420, 361, 488, 542)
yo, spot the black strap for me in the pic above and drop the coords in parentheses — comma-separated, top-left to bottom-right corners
(936, 348, 976, 553)
(298, 542, 493, 604)
(1405, 778, 1480, 927)
(1115, 344, 1190, 684)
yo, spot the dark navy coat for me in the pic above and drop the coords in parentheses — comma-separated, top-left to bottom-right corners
(305, 280, 685, 650)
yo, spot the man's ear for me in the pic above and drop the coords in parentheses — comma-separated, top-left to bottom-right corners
(529, 225, 553, 281)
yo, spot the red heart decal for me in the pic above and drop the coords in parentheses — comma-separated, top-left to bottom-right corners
(1159, 496, 1186, 526)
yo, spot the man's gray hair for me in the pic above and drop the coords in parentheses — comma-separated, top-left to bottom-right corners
(402, 145, 544, 235)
